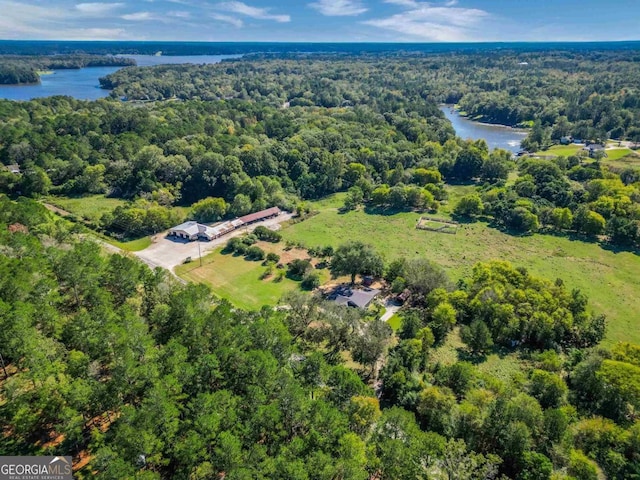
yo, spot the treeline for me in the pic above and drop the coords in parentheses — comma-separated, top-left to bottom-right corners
(0, 55, 136, 85)
(455, 154, 640, 248)
(99, 50, 640, 142)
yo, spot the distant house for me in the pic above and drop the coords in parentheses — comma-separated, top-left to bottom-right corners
(4, 164, 21, 175)
(328, 286, 380, 309)
(560, 136, 573, 145)
(583, 144, 606, 158)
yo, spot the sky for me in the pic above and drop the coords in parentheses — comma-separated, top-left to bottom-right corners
(1, 0, 639, 43)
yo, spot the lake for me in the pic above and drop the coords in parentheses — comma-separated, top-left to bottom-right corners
(440, 106, 528, 153)
(0, 54, 242, 101)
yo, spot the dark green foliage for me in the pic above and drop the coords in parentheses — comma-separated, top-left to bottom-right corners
(265, 252, 280, 264)
(460, 320, 494, 354)
(245, 245, 265, 261)
(301, 271, 321, 290)
(330, 241, 384, 285)
(253, 225, 282, 243)
(287, 259, 312, 280)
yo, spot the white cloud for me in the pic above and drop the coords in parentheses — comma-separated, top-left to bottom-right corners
(216, 1, 290, 22)
(210, 12, 243, 27)
(75, 2, 124, 15)
(309, 0, 367, 16)
(365, 2, 490, 41)
(122, 11, 155, 20)
(0, 1, 130, 39)
(385, 0, 418, 6)
(167, 10, 191, 18)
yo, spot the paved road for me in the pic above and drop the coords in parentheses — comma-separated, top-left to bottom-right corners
(380, 302, 400, 322)
(134, 213, 295, 272)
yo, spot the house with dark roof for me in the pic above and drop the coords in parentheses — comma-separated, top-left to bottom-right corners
(328, 286, 380, 309)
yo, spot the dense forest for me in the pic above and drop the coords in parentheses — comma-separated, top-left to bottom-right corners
(0, 55, 136, 85)
(100, 51, 640, 145)
(5, 194, 640, 480)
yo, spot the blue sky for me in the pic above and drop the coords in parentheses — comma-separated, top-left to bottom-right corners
(1, 0, 639, 42)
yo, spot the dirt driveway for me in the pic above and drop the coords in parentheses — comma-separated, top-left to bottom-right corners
(134, 212, 295, 272)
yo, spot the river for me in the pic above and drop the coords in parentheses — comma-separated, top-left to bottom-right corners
(440, 106, 528, 153)
(0, 54, 242, 101)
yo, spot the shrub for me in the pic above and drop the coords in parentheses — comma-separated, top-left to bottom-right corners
(253, 225, 282, 242)
(265, 252, 281, 264)
(242, 234, 258, 245)
(224, 236, 244, 253)
(274, 270, 286, 282)
(288, 259, 312, 279)
(246, 246, 265, 261)
(301, 272, 321, 290)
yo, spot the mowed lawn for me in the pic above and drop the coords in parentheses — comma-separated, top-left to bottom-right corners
(175, 242, 330, 310)
(280, 191, 640, 345)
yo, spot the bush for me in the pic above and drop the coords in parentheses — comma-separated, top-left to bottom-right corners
(391, 276, 406, 294)
(242, 234, 258, 245)
(224, 237, 244, 253)
(253, 225, 282, 242)
(265, 252, 280, 264)
(288, 258, 312, 279)
(301, 272, 321, 290)
(274, 270, 286, 282)
(246, 246, 265, 261)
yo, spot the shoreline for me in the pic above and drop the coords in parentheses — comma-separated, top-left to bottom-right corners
(441, 104, 529, 131)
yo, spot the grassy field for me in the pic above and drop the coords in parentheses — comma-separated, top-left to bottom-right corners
(534, 144, 583, 157)
(534, 144, 638, 162)
(279, 191, 640, 345)
(175, 242, 331, 310)
(45, 194, 126, 222)
(103, 236, 152, 252)
(605, 148, 637, 161)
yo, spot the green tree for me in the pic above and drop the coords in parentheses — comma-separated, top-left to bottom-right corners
(330, 241, 384, 284)
(574, 206, 606, 236)
(547, 207, 573, 231)
(528, 369, 567, 409)
(454, 194, 484, 217)
(191, 197, 227, 223)
(460, 320, 494, 354)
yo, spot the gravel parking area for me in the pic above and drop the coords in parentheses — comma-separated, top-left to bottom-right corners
(134, 212, 294, 271)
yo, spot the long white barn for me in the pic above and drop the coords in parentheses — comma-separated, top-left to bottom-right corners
(167, 207, 281, 242)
